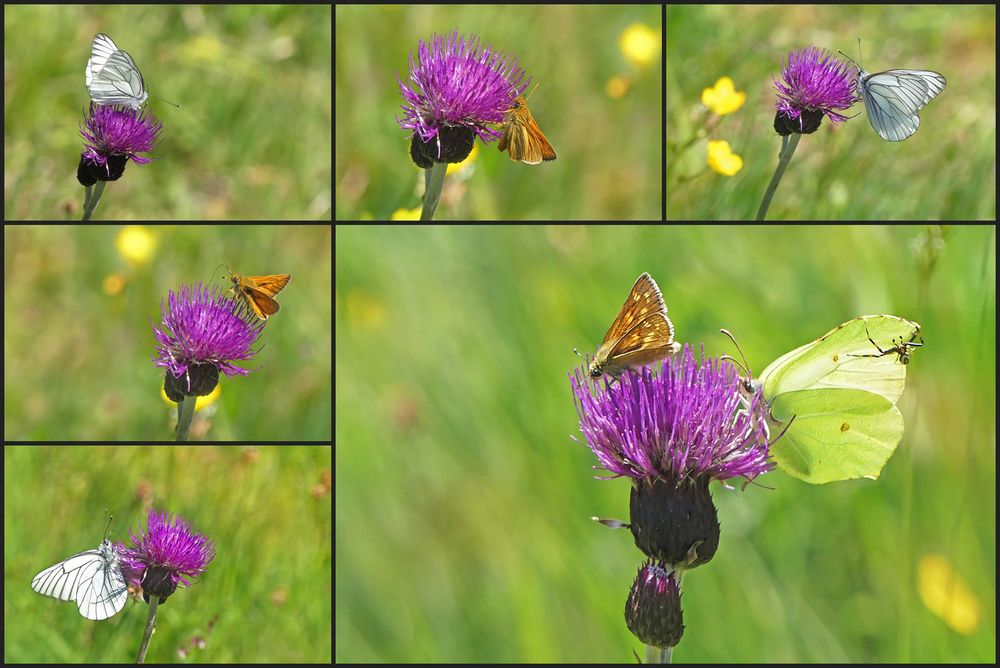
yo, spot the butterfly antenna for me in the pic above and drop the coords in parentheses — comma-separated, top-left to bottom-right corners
(152, 95, 181, 108)
(209, 264, 228, 285)
(719, 328, 753, 379)
(770, 413, 796, 445)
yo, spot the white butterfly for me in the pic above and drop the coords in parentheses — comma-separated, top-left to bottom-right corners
(31, 538, 128, 620)
(857, 67, 946, 141)
(840, 42, 945, 142)
(86, 33, 148, 110)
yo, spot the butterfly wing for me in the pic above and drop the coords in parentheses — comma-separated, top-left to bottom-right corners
(88, 50, 148, 109)
(757, 314, 921, 483)
(527, 119, 556, 162)
(599, 273, 668, 347)
(760, 315, 920, 405)
(591, 273, 679, 377)
(31, 540, 127, 620)
(497, 126, 510, 154)
(517, 105, 556, 164)
(86, 33, 119, 88)
(861, 69, 946, 141)
(86, 34, 148, 110)
(75, 542, 128, 620)
(237, 275, 290, 319)
(767, 387, 904, 484)
(246, 274, 291, 298)
(604, 312, 681, 366)
(32, 548, 105, 602)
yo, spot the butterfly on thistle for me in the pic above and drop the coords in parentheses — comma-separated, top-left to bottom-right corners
(225, 265, 290, 321)
(587, 273, 681, 380)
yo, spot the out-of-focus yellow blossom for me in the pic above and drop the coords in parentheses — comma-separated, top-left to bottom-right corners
(618, 23, 660, 68)
(605, 75, 630, 99)
(115, 225, 157, 266)
(391, 207, 421, 220)
(701, 77, 746, 115)
(707, 140, 743, 176)
(103, 273, 126, 296)
(160, 383, 220, 411)
(447, 144, 478, 175)
(917, 554, 982, 635)
(346, 289, 386, 331)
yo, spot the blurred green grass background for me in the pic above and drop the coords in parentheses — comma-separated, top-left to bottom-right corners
(3, 5, 331, 220)
(666, 5, 996, 220)
(335, 225, 995, 662)
(3, 445, 331, 663)
(335, 4, 662, 221)
(3, 224, 332, 441)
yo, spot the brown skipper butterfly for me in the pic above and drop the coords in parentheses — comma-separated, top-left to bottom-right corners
(588, 273, 680, 379)
(226, 266, 291, 321)
(498, 86, 556, 165)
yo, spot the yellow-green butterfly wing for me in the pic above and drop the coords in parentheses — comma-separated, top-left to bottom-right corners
(758, 315, 920, 484)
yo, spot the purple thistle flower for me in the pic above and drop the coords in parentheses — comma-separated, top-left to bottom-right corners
(78, 103, 162, 184)
(151, 283, 265, 399)
(572, 347, 775, 652)
(571, 345, 772, 484)
(772, 47, 857, 135)
(396, 31, 529, 165)
(119, 510, 215, 605)
(571, 346, 772, 570)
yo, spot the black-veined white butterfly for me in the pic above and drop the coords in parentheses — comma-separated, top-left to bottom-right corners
(841, 41, 946, 142)
(86, 33, 148, 110)
(31, 538, 128, 620)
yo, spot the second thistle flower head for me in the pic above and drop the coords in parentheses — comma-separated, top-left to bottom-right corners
(772, 47, 856, 136)
(571, 346, 773, 569)
(396, 31, 528, 166)
(625, 561, 685, 649)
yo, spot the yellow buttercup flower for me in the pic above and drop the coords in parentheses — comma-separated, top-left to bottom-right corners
(701, 77, 746, 115)
(707, 140, 743, 176)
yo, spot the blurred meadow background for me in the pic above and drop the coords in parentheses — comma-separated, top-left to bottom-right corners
(336, 225, 995, 662)
(335, 4, 662, 221)
(3, 4, 331, 220)
(3, 224, 332, 441)
(3, 445, 332, 663)
(666, 5, 996, 220)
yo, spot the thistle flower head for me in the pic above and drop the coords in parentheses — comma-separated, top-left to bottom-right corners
(151, 283, 265, 397)
(396, 31, 529, 163)
(772, 47, 857, 135)
(78, 103, 161, 184)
